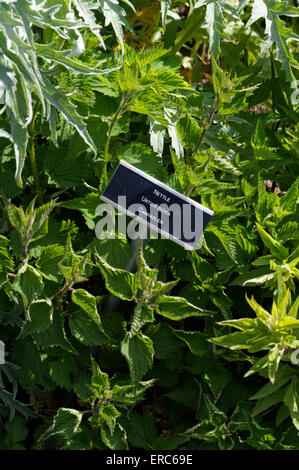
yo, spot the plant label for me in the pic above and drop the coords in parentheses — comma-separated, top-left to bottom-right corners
(101, 160, 214, 250)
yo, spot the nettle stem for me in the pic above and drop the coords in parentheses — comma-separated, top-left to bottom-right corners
(128, 302, 145, 338)
(28, 99, 42, 203)
(185, 96, 219, 197)
(194, 96, 219, 154)
(103, 91, 133, 162)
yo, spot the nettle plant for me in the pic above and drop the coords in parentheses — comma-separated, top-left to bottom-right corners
(0, 0, 299, 451)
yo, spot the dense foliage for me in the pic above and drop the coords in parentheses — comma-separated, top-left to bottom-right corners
(0, 0, 298, 450)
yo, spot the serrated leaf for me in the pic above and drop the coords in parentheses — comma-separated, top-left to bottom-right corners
(72, 289, 102, 329)
(177, 114, 202, 149)
(69, 308, 106, 346)
(69, 289, 105, 345)
(194, 0, 231, 58)
(247, 0, 299, 82)
(99, 0, 132, 55)
(125, 410, 157, 449)
(146, 323, 181, 360)
(13, 264, 44, 307)
(100, 403, 120, 433)
(41, 77, 96, 154)
(73, 371, 93, 401)
(281, 180, 298, 214)
(91, 358, 110, 396)
(256, 222, 289, 260)
(117, 142, 166, 180)
(268, 343, 286, 383)
(92, 237, 131, 269)
(250, 367, 294, 400)
(19, 299, 53, 338)
(156, 295, 214, 320)
(40, 408, 82, 441)
(72, 0, 105, 45)
(100, 421, 128, 450)
(173, 330, 210, 356)
(121, 332, 154, 383)
(34, 310, 76, 353)
(60, 193, 102, 229)
(94, 252, 137, 301)
(36, 43, 113, 75)
(36, 245, 64, 282)
(229, 268, 275, 287)
(0, 235, 14, 273)
(49, 360, 73, 390)
(204, 366, 232, 399)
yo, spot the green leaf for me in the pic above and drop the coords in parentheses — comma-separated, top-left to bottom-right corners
(91, 358, 110, 396)
(36, 245, 64, 282)
(36, 43, 113, 75)
(49, 359, 73, 390)
(58, 236, 91, 284)
(146, 323, 181, 360)
(19, 299, 53, 338)
(167, 376, 200, 410)
(72, 289, 102, 330)
(204, 366, 232, 399)
(69, 309, 106, 346)
(268, 344, 286, 383)
(34, 311, 76, 353)
(125, 410, 157, 449)
(247, 0, 299, 82)
(7, 87, 28, 188)
(283, 377, 299, 430)
(229, 268, 275, 286)
(72, 0, 105, 45)
(161, 0, 171, 29)
(99, 0, 132, 55)
(177, 115, 202, 149)
(251, 386, 289, 418)
(41, 77, 96, 154)
(100, 421, 128, 450)
(94, 252, 137, 300)
(117, 142, 166, 180)
(209, 330, 262, 350)
(173, 330, 210, 356)
(244, 355, 268, 377)
(43, 150, 94, 190)
(256, 222, 289, 260)
(194, 0, 231, 58)
(156, 295, 214, 320)
(73, 371, 93, 401)
(0, 235, 14, 274)
(100, 403, 120, 433)
(281, 180, 299, 214)
(92, 237, 131, 269)
(40, 408, 82, 441)
(60, 193, 102, 229)
(69, 289, 106, 345)
(5, 414, 28, 445)
(13, 264, 44, 307)
(121, 332, 154, 383)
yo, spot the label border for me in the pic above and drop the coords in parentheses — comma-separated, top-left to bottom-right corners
(100, 160, 214, 250)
